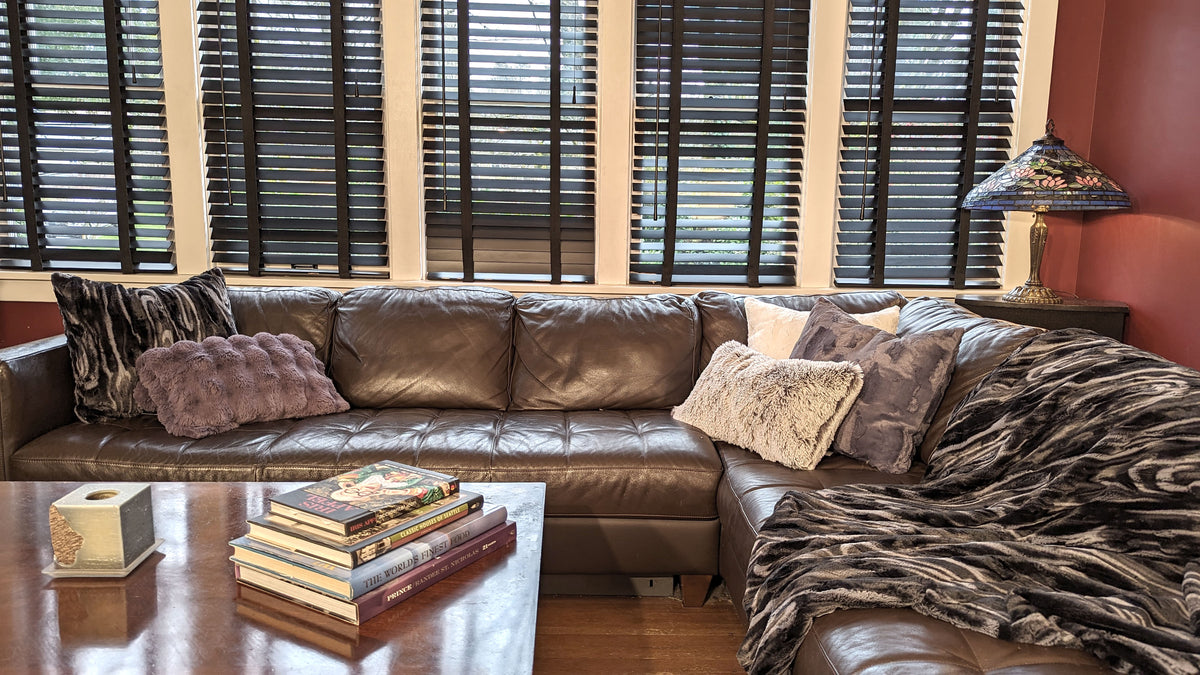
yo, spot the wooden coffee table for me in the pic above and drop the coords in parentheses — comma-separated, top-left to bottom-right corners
(0, 481, 545, 673)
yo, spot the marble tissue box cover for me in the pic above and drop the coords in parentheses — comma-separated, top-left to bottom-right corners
(47, 483, 159, 575)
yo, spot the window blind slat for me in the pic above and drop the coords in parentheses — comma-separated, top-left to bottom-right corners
(200, 0, 387, 278)
(630, 0, 808, 286)
(421, 0, 598, 283)
(835, 0, 1025, 289)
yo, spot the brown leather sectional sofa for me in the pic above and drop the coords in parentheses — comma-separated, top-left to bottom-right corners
(0, 286, 1108, 672)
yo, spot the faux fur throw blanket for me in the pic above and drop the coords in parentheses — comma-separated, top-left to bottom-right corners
(739, 329, 1200, 674)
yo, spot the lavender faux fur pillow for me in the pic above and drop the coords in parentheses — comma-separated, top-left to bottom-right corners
(133, 332, 349, 438)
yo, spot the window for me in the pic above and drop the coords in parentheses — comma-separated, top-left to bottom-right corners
(0, 0, 172, 272)
(835, 0, 1025, 288)
(630, 0, 808, 286)
(199, 0, 386, 278)
(421, 0, 598, 283)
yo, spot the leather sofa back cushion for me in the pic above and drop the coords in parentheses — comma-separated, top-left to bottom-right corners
(330, 287, 514, 409)
(227, 287, 340, 365)
(511, 294, 699, 410)
(897, 296, 1042, 463)
(693, 290, 907, 371)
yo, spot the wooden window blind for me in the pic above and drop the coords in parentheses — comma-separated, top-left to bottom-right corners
(198, 0, 386, 278)
(0, 0, 172, 272)
(835, 0, 1025, 288)
(420, 0, 598, 283)
(630, 0, 808, 287)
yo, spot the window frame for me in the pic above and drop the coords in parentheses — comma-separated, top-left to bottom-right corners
(0, 0, 1059, 302)
(0, 0, 174, 274)
(831, 0, 1027, 290)
(627, 0, 810, 288)
(418, 0, 599, 284)
(197, 0, 388, 279)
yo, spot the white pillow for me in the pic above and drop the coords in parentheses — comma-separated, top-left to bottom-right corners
(672, 341, 863, 470)
(745, 298, 901, 359)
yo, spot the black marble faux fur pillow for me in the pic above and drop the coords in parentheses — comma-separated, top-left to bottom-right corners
(51, 269, 237, 423)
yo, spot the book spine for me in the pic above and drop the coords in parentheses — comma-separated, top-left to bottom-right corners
(368, 478, 460, 526)
(351, 498, 477, 566)
(348, 506, 507, 597)
(342, 509, 380, 536)
(353, 521, 517, 623)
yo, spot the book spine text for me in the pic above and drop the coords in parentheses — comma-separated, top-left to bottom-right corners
(354, 521, 517, 623)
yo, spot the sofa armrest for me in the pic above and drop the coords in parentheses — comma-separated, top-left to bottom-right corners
(0, 335, 75, 480)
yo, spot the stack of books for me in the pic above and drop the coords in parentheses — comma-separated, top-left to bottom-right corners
(229, 460, 516, 625)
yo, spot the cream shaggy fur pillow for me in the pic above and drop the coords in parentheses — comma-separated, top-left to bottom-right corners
(745, 298, 900, 360)
(672, 341, 863, 470)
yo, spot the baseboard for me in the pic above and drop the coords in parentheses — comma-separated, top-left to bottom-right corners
(539, 574, 676, 597)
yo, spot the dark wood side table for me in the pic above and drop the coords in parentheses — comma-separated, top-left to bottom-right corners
(955, 294, 1130, 341)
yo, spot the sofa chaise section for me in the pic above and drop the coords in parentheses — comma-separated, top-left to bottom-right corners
(717, 297, 1110, 672)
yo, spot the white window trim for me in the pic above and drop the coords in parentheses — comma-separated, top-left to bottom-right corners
(797, 0, 851, 289)
(0, 0, 1058, 302)
(1005, 0, 1059, 291)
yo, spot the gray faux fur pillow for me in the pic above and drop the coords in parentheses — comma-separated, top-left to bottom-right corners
(672, 341, 863, 470)
(791, 298, 963, 473)
(134, 332, 349, 438)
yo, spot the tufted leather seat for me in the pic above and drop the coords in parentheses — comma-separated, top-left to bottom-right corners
(717, 443, 926, 614)
(12, 408, 720, 519)
(793, 609, 1108, 674)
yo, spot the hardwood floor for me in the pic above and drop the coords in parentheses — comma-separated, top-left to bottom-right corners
(533, 588, 747, 674)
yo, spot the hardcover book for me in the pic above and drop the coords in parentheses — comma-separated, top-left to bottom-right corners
(269, 461, 460, 536)
(235, 520, 518, 625)
(249, 491, 483, 568)
(232, 503, 508, 599)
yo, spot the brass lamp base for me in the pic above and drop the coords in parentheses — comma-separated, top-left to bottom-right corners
(1003, 209, 1063, 304)
(1003, 283, 1061, 304)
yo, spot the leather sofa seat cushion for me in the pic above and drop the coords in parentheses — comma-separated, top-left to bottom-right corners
(330, 287, 514, 410)
(12, 409, 721, 520)
(511, 294, 700, 410)
(693, 290, 907, 371)
(717, 443, 924, 614)
(897, 297, 1043, 462)
(227, 287, 340, 365)
(792, 609, 1107, 674)
(721, 443, 1110, 673)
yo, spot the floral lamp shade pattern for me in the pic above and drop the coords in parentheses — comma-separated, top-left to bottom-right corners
(962, 124, 1131, 212)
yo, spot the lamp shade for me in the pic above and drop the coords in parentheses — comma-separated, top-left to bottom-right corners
(962, 124, 1130, 212)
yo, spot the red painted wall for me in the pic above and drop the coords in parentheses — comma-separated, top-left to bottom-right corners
(0, 301, 63, 349)
(1049, 0, 1200, 369)
(1040, 0, 1107, 296)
